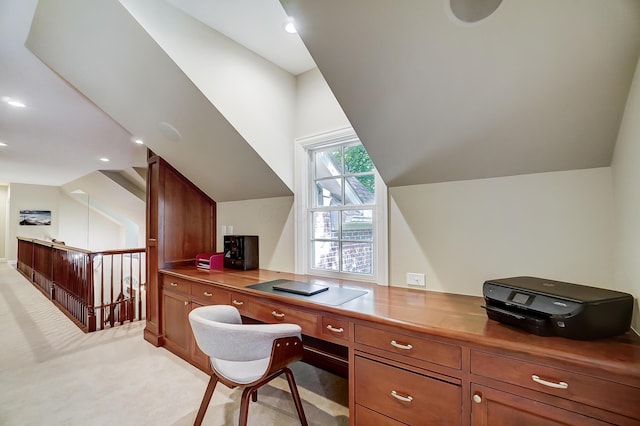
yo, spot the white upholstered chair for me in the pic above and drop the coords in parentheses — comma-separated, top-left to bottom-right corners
(188, 305, 308, 426)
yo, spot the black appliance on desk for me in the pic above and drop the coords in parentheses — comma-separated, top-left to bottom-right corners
(223, 235, 258, 270)
(482, 276, 633, 340)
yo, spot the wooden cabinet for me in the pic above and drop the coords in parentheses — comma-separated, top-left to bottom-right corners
(162, 289, 191, 357)
(354, 323, 461, 370)
(321, 315, 350, 343)
(190, 300, 211, 370)
(145, 151, 216, 347)
(470, 384, 610, 426)
(469, 350, 640, 425)
(355, 404, 407, 426)
(229, 292, 250, 315)
(353, 321, 463, 425)
(247, 298, 319, 337)
(155, 267, 640, 426)
(160, 273, 229, 370)
(354, 354, 461, 425)
(191, 282, 230, 306)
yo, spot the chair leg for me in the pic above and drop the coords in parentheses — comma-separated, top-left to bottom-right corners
(194, 374, 219, 426)
(252, 389, 258, 402)
(283, 367, 308, 426)
(238, 387, 255, 426)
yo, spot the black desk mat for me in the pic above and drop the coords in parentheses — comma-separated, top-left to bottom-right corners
(247, 279, 367, 306)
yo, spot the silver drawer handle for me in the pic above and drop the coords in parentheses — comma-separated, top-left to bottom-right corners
(390, 340, 413, 350)
(271, 310, 285, 318)
(170, 282, 178, 287)
(203, 292, 212, 297)
(326, 325, 344, 333)
(232, 300, 244, 306)
(531, 375, 569, 389)
(390, 390, 413, 403)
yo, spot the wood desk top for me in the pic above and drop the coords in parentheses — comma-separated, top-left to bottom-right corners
(161, 266, 640, 383)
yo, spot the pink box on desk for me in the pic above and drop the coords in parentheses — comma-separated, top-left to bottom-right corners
(196, 252, 224, 270)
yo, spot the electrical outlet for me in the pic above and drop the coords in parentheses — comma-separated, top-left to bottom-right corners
(407, 273, 425, 286)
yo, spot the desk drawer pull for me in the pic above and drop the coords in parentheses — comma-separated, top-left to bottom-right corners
(271, 310, 285, 318)
(390, 340, 413, 350)
(203, 292, 213, 297)
(232, 300, 244, 306)
(326, 325, 344, 333)
(390, 390, 413, 403)
(170, 282, 178, 287)
(532, 375, 569, 389)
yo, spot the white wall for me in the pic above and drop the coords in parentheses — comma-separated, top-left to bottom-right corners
(295, 68, 351, 138)
(6, 183, 60, 261)
(210, 68, 349, 274)
(612, 57, 640, 333)
(389, 168, 615, 296)
(217, 196, 295, 273)
(0, 185, 8, 260)
(58, 192, 125, 252)
(121, 0, 297, 190)
(6, 183, 126, 261)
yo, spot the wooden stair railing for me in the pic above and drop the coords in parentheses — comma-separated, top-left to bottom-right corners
(16, 237, 146, 332)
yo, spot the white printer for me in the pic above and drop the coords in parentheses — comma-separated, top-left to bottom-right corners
(482, 276, 633, 340)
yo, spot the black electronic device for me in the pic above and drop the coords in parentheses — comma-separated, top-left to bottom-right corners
(272, 281, 329, 296)
(223, 235, 258, 270)
(482, 276, 633, 340)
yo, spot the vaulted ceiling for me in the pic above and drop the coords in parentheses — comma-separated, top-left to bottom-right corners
(4, 0, 640, 202)
(282, 0, 640, 186)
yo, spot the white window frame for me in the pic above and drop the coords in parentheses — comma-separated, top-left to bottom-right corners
(294, 127, 388, 285)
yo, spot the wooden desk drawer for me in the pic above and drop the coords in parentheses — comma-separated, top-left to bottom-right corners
(355, 404, 407, 426)
(355, 355, 460, 425)
(470, 350, 640, 420)
(230, 292, 251, 316)
(355, 324, 461, 369)
(191, 282, 230, 305)
(247, 299, 318, 336)
(162, 275, 191, 295)
(322, 316, 350, 342)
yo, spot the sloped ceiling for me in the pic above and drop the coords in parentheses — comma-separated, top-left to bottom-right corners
(281, 0, 640, 187)
(26, 0, 292, 202)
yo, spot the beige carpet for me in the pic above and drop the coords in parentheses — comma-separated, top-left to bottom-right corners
(0, 263, 349, 425)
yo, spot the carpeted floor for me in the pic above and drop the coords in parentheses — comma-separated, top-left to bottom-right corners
(0, 262, 349, 425)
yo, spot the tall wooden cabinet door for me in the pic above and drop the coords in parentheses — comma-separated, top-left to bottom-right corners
(162, 291, 191, 356)
(470, 384, 609, 426)
(190, 301, 211, 371)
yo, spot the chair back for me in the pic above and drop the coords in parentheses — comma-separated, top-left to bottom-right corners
(189, 305, 302, 362)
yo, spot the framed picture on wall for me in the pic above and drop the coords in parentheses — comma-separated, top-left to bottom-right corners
(19, 210, 51, 226)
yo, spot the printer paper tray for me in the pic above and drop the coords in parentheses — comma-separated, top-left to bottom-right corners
(483, 304, 554, 336)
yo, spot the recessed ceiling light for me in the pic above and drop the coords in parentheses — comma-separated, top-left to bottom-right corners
(284, 17, 297, 34)
(99, 157, 110, 162)
(133, 138, 144, 145)
(2, 97, 26, 108)
(0, 142, 7, 147)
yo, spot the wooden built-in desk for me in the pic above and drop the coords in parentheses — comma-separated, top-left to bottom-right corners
(156, 266, 640, 425)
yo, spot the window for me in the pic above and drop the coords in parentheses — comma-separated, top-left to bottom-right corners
(295, 128, 388, 284)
